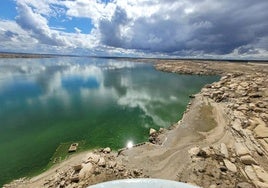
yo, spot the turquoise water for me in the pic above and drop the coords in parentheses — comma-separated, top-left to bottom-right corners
(0, 57, 218, 185)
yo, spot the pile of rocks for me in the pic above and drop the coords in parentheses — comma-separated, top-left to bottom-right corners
(41, 148, 146, 188)
(148, 128, 166, 145)
(196, 71, 268, 187)
(186, 141, 268, 187)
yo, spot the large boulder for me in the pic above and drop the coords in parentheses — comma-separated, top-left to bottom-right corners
(79, 163, 94, 179)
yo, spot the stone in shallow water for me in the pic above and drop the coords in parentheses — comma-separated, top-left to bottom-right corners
(149, 128, 157, 135)
(68, 143, 79, 152)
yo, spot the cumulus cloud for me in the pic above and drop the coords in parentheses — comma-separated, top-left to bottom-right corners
(0, 0, 267, 58)
(96, 0, 268, 57)
(61, 0, 115, 22)
(15, 2, 69, 46)
(0, 19, 38, 52)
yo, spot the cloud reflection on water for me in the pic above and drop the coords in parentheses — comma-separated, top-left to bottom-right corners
(0, 58, 174, 128)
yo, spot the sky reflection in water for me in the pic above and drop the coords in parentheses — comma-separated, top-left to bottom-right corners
(0, 57, 218, 185)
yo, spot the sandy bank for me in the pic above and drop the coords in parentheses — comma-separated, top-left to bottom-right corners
(5, 60, 268, 188)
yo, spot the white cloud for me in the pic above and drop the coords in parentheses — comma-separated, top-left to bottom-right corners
(0, 19, 38, 52)
(0, 0, 267, 58)
(60, 0, 116, 23)
(95, 0, 268, 58)
(0, 1, 98, 53)
(16, 1, 70, 46)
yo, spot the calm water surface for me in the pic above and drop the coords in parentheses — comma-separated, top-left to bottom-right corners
(0, 57, 219, 185)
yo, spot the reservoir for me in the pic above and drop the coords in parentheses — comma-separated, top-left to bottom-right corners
(0, 57, 219, 185)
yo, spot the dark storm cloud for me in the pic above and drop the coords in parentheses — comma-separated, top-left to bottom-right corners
(98, 0, 268, 55)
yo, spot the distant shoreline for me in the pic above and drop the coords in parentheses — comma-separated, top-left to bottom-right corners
(0, 52, 267, 63)
(0, 52, 56, 58)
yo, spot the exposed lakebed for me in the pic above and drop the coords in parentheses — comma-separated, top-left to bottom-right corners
(0, 57, 219, 185)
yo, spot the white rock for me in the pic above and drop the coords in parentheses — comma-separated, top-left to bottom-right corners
(103, 147, 111, 153)
(149, 128, 157, 135)
(220, 143, 229, 158)
(223, 159, 237, 173)
(235, 142, 250, 156)
(60, 180, 65, 186)
(209, 185, 217, 188)
(188, 147, 200, 156)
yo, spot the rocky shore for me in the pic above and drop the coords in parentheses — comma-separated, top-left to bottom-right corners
(155, 60, 268, 187)
(4, 60, 268, 188)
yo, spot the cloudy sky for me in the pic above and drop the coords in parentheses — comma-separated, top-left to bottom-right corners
(0, 0, 267, 59)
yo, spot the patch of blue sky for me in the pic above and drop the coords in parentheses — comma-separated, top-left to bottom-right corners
(49, 16, 94, 34)
(101, 0, 113, 5)
(0, 0, 17, 20)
